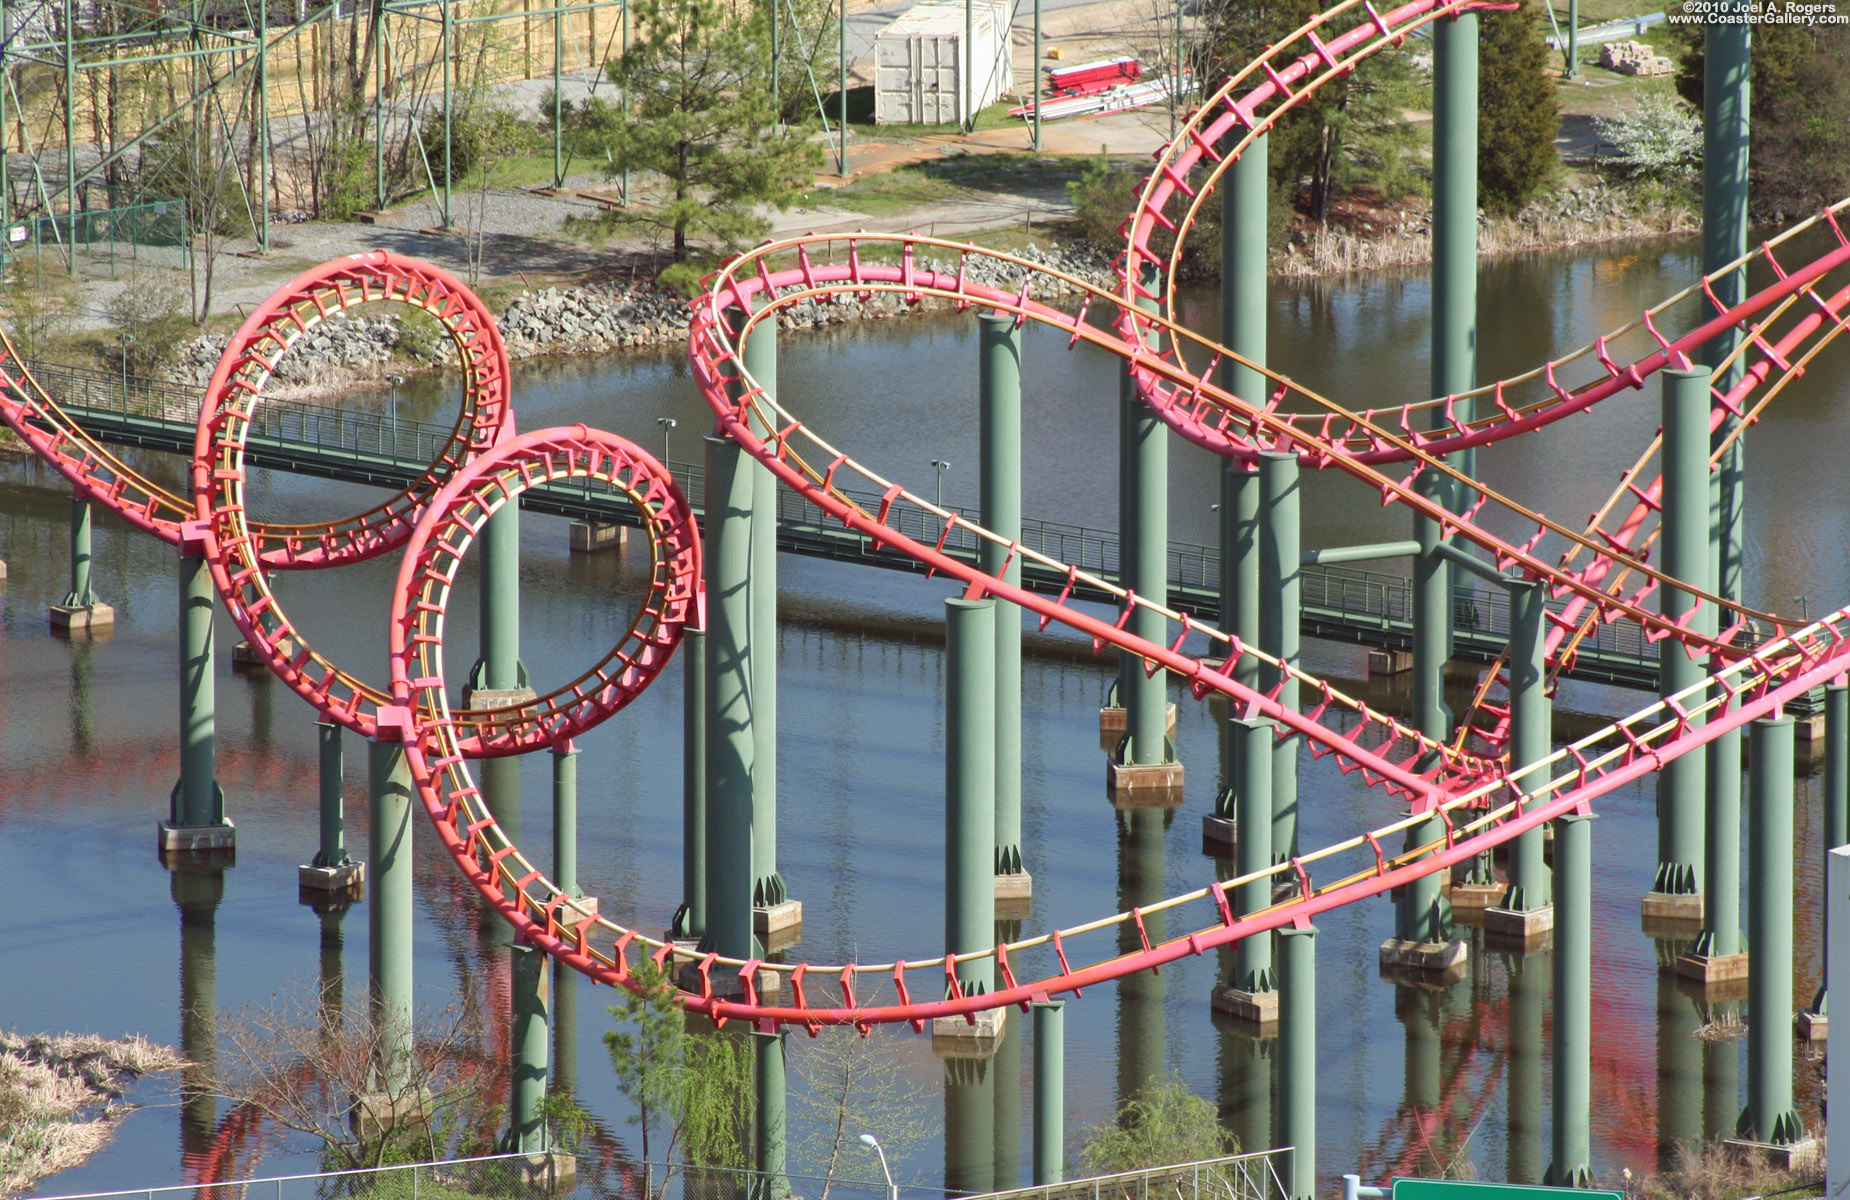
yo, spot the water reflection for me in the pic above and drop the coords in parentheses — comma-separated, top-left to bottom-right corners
(1655, 971, 1704, 1169)
(173, 864, 224, 1166)
(943, 1055, 996, 1197)
(1504, 951, 1547, 1185)
(1115, 806, 1170, 1104)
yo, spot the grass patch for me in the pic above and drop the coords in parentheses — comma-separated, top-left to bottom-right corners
(802, 153, 1085, 216)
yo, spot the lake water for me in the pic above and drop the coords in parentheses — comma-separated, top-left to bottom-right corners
(3, 229, 1847, 1196)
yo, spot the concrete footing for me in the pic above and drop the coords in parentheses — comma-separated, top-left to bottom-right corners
(159, 820, 236, 854)
(754, 900, 803, 953)
(1098, 703, 1176, 746)
(350, 1090, 432, 1140)
(1378, 938, 1468, 985)
(994, 870, 1032, 920)
(1367, 646, 1414, 676)
(569, 520, 629, 553)
(1642, 890, 1704, 924)
(231, 637, 294, 669)
(1722, 1137, 1822, 1174)
(511, 1153, 578, 1186)
(1675, 951, 1749, 986)
(931, 1005, 1006, 1052)
(1201, 815, 1236, 854)
(462, 686, 540, 711)
(50, 602, 114, 633)
(1106, 760, 1184, 803)
(1795, 1008, 1827, 1041)
(1449, 881, 1507, 917)
(1210, 985, 1278, 1029)
(1483, 904, 1554, 949)
(298, 861, 365, 892)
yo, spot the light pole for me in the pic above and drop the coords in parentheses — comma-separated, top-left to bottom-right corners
(116, 331, 134, 404)
(930, 458, 951, 509)
(657, 416, 677, 466)
(858, 1134, 898, 1200)
(1795, 595, 1810, 623)
(384, 373, 405, 461)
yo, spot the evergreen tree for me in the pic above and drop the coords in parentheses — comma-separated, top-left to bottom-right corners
(1477, 0, 1560, 214)
(565, 0, 821, 268)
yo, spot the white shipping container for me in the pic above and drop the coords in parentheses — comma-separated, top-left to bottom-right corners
(873, 0, 1012, 126)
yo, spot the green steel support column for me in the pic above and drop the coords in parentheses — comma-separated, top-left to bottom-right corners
(373, 8, 385, 208)
(1258, 450, 1300, 859)
(368, 738, 414, 1086)
(980, 313, 1025, 884)
(1692, 724, 1741, 961)
(552, 1, 564, 187)
(552, 741, 579, 897)
(468, 500, 529, 697)
(1032, 999, 1064, 1184)
(1703, 8, 1751, 606)
(1211, 464, 1260, 833)
(1231, 717, 1274, 992)
(313, 722, 350, 869)
(256, 0, 268, 252)
(64, 494, 97, 606)
(1547, 813, 1592, 1187)
(1654, 368, 1712, 909)
(1504, 580, 1550, 910)
(1810, 680, 1850, 1019)
(1277, 923, 1317, 1200)
(1742, 715, 1802, 1144)
(743, 308, 787, 917)
(753, 1028, 790, 1200)
(440, 0, 453, 231)
(508, 942, 548, 1153)
(1431, 8, 1477, 433)
(1506, 950, 1548, 1183)
(1220, 136, 1268, 405)
(703, 434, 756, 962)
(1031, 0, 1041, 150)
(946, 597, 997, 999)
(674, 627, 708, 941)
(62, 0, 74, 276)
(552, 962, 578, 1097)
(168, 544, 227, 836)
(1114, 269, 1175, 777)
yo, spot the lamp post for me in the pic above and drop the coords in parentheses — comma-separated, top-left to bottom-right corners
(384, 373, 405, 461)
(1796, 595, 1811, 624)
(858, 1134, 898, 1200)
(658, 416, 677, 467)
(116, 331, 134, 404)
(930, 458, 951, 509)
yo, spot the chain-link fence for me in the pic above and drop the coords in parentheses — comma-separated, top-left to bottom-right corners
(2, 197, 190, 278)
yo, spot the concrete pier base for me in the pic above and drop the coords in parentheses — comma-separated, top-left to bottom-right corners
(1099, 703, 1176, 747)
(159, 820, 236, 855)
(1795, 1008, 1827, 1041)
(350, 1090, 432, 1140)
(569, 521, 629, 553)
(1201, 815, 1236, 854)
(1106, 761, 1184, 803)
(231, 637, 293, 669)
(50, 602, 114, 633)
(1675, 951, 1749, 986)
(994, 871, 1033, 921)
(511, 1154, 578, 1186)
(298, 861, 365, 892)
(1449, 881, 1507, 917)
(753, 900, 803, 953)
(1378, 938, 1468, 986)
(931, 1005, 1006, 1052)
(1368, 647, 1414, 676)
(1483, 904, 1555, 950)
(1210, 986, 1279, 1029)
(462, 686, 540, 712)
(1642, 890, 1704, 924)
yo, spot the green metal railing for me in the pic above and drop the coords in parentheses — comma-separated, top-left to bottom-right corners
(2, 197, 189, 275)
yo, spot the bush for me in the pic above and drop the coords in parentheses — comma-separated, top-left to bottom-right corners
(1594, 94, 1702, 183)
(1079, 1073, 1237, 1176)
(102, 275, 192, 377)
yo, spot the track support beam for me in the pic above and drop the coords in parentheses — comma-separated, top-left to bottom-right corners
(368, 737, 414, 1090)
(1738, 716, 1804, 1147)
(1032, 999, 1064, 1184)
(980, 312, 1030, 906)
(1278, 922, 1317, 1200)
(299, 721, 362, 892)
(162, 539, 231, 856)
(1547, 811, 1593, 1187)
(937, 597, 1001, 1042)
(50, 493, 113, 632)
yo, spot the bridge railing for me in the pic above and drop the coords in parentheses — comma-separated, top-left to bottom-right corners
(960, 1150, 1294, 1200)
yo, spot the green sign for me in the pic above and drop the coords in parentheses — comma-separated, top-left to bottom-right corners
(1391, 1181, 1623, 1200)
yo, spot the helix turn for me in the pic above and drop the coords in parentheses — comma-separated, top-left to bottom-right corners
(4, 6, 1850, 1038)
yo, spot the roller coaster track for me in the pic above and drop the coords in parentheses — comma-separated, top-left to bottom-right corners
(6, 0, 1850, 1047)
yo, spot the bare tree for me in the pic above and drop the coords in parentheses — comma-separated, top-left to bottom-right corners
(789, 1027, 938, 1200)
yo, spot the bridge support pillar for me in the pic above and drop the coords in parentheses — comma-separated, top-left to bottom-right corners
(368, 737, 414, 1088)
(1648, 368, 1712, 933)
(673, 627, 707, 943)
(1278, 923, 1317, 1200)
(1799, 680, 1847, 1039)
(508, 941, 548, 1154)
(1259, 451, 1300, 862)
(1205, 464, 1260, 854)
(936, 597, 1002, 1044)
(300, 722, 363, 892)
(464, 500, 535, 710)
(1212, 718, 1276, 1027)
(1108, 267, 1181, 802)
(1735, 715, 1808, 1150)
(161, 538, 233, 856)
(1486, 579, 1553, 949)
(753, 1027, 790, 1200)
(740, 303, 799, 950)
(980, 312, 1031, 911)
(1032, 999, 1064, 1185)
(701, 434, 757, 972)
(1546, 811, 1592, 1187)
(51, 493, 113, 633)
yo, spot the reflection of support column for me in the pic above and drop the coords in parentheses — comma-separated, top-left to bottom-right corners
(945, 1057, 997, 1197)
(1108, 267, 1181, 800)
(1277, 923, 1316, 1200)
(1653, 971, 1704, 1169)
(1703, 995, 1741, 1142)
(368, 737, 414, 1087)
(1486, 580, 1552, 947)
(1546, 813, 1592, 1187)
(1799, 680, 1846, 1039)
(936, 598, 1002, 1043)
(1205, 465, 1260, 853)
(51, 493, 114, 632)
(465, 502, 534, 707)
(754, 1028, 790, 1200)
(1258, 451, 1300, 861)
(1396, 985, 1444, 1175)
(552, 961, 579, 1098)
(508, 943, 548, 1153)
(1115, 806, 1167, 1101)
(173, 864, 223, 1161)
(1738, 716, 1805, 1147)
(301, 722, 364, 892)
(993, 1009, 1021, 1191)
(1504, 949, 1548, 1184)
(163, 536, 233, 856)
(674, 627, 707, 942)
(980, 313, 1030, 910)
(702, 434, 756, 967)
(1648, 369, 1712, 930)
(1827, 848, 1850, 1197)
(1217, 1021, 1272, 1172)
(1032, 1000, 1064, 1185)
(1213, 718, 1275, 1026)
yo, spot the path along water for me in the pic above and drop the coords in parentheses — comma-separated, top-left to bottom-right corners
(2, 230, 1847, 1194)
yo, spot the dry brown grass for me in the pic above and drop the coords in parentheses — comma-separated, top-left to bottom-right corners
(0, 1030, 187, 1196)
(1618, 1138, 1811, 1200)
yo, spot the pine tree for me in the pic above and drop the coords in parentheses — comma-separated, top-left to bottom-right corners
(1478, 0, 1560, 214)
(566, 0, 821, 267)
